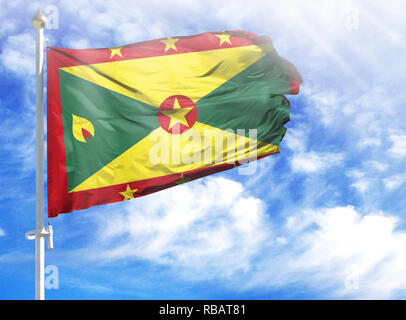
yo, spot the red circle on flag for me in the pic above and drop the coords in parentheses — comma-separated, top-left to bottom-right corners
(158, 95, 197, 134)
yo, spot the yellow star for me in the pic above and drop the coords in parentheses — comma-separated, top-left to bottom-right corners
(119, 184, 138, 200)
(109, 47, 123, 59)
(174, 174, 191, 185)
(160, 98, 193, 130)
(161, 37, 179, 52)
(215, 33, 232, 46)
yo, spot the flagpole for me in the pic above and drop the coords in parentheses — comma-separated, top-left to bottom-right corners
(32, 9, 48, 301)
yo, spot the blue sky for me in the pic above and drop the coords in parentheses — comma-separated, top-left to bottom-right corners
(1, 0, 406, 299)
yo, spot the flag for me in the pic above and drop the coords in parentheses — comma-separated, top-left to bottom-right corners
(47, 30, 302, 217)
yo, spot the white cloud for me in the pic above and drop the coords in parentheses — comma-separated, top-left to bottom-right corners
(284, 127, 308, 153)
(71, 182, 406, 299)
(0, 19, 18, 36)
(351, 179, 370, 194)
(382, 174, 406, 190)
(86, 177, 271, 278)
(303, 86, 403, 149)
(215, 3, 256, 29)
(303, 84, 405, 200)
(0, 251, 33, 264)
(297, 207, 406, 299)
(63, 38, 90, 49)
(0, 228, 5, 237)
(247, 206, 406, 299)
(357, 137, 381, 149)
(0, 32, 35, 76)
(0, 114, 36, 174)
(305, 89, 341, 127)
(290, 151, 344, 173)
(363, 160, 388, 172)
(388, 134, 406, 158)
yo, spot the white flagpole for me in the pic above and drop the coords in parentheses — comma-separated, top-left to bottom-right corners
(30, 9, 48, 301)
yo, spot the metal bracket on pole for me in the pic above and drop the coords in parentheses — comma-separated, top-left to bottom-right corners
(25, 225, 54, 250)
(46, 225, 54, 250)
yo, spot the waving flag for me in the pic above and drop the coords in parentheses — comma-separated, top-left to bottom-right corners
(47, 30, 302, 217)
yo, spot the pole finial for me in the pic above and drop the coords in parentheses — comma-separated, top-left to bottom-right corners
(32, 9, 48, 29)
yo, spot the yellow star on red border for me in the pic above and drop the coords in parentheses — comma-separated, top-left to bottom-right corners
(119, 184, 138, 200)
(215, 33, 232, 46)
(109, 47, 123, 59)
(161, 37, 179, 52)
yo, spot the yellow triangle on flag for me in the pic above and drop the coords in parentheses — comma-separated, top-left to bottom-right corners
(60, 44, 273, 108)
(70, 121, 279, 192)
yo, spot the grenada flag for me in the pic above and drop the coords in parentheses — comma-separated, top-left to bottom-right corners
(47, 30, 302, 217)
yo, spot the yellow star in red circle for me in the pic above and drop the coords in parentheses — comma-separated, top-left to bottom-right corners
(119, 184, 138, 200)
(159, 97, 193, 130)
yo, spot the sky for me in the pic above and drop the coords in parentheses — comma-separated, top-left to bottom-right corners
(0, 0, 406, 300)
